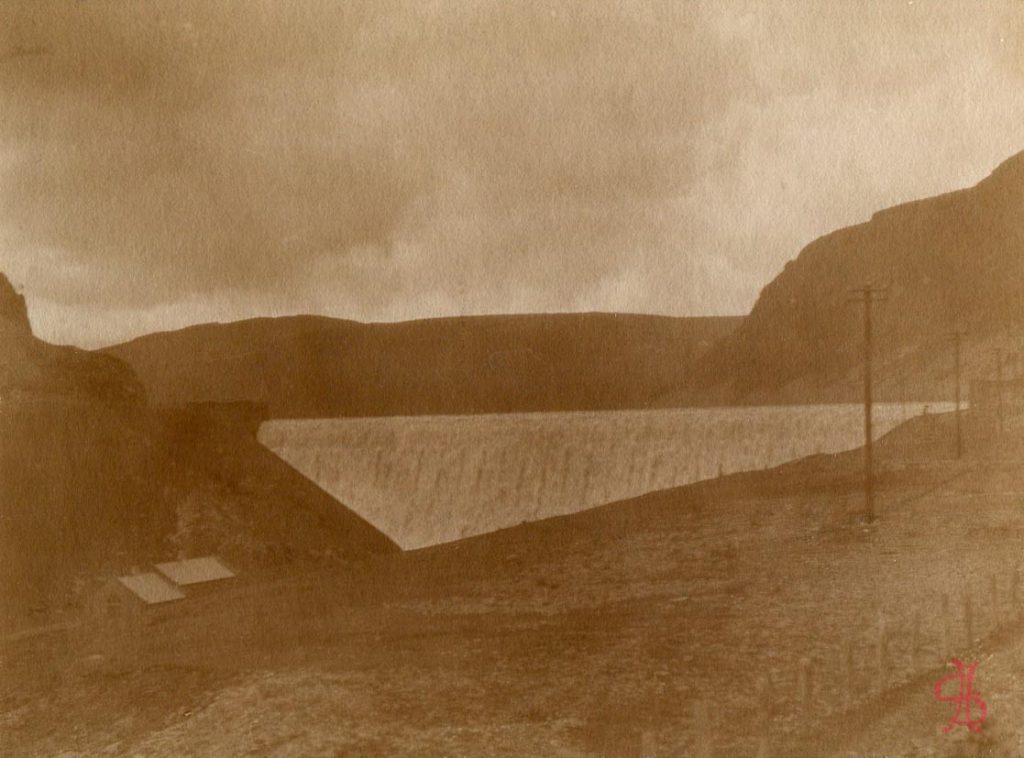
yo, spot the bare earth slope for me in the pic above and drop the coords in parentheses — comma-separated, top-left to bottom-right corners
(104, 313, 741, 417)
(692, 150, 1024, 404)
(4, 411, 1021, 756)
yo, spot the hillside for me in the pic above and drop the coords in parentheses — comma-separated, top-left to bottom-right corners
(691, 149, 1024, 404)
(0, 274, 144, 407)
(104, 313, 741, 417)
(0, 273, 398, 622)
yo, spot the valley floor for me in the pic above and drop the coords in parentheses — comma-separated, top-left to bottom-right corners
(2, 413, 1023, 756)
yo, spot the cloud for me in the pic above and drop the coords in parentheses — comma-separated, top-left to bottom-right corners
(1, 0, 1023, 346)
(1, 1, 420, 304)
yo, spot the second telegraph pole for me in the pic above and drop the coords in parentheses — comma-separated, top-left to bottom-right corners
(951, 331, 965, 459)
(849, 283, 887, 523)
(994, 348, 1005, 439)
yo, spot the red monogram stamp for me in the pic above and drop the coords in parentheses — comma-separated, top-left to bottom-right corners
(934, 659, 987, 734)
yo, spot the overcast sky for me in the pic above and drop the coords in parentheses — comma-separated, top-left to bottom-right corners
(2, 1, 1023, 347)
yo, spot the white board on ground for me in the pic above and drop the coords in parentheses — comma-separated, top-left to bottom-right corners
(155, 557, 235, 586)
(118, 574, 186, 604)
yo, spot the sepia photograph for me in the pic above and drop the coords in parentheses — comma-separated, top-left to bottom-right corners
(2, 1, 1024, 755)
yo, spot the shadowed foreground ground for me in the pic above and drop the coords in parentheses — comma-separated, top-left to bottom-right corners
(2, 412, 1022, 756)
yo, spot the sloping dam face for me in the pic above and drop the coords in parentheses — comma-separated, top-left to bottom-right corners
(259, 404, 949, 550)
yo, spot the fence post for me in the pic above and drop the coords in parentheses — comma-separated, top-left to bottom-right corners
(876, 616, 888, 690)
(940, 593, 950, 664)
(964, 592, 974, 648)
(990, 575, 999, 631)
(755, 675, 771, 730)
(842, 638, 854, 707)
(1012, 566, 1020, 614)
(797, 657, 813, 714)
(640, 729, 655, 758)
(910, 608, 922, 673)
(692, 700, 713, 758)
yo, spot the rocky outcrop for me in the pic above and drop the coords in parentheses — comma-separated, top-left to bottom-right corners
(0, 271, 145, 406)
(694, 150, 1024, 402)
(0, 272, 30, 333)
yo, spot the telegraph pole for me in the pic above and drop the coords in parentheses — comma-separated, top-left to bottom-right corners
(897, 363, 907, 423)
(849, 283, 887, 523)
(950, 331, 965, 459)
(994, 348, 1005, 438)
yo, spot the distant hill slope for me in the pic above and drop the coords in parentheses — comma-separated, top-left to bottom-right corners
(104, 313, 742, 417)
(691, 150, 1024, 404)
